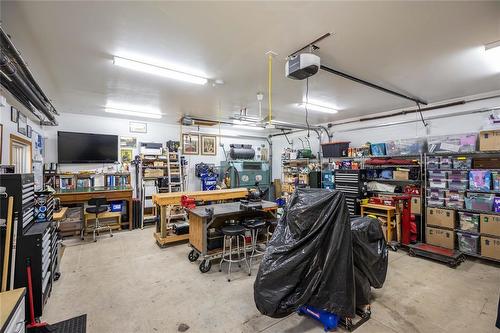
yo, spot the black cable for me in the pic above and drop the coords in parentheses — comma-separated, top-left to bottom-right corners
(305, 77, 310, 137)
(282, 129, 292, 145)
(416, 102, 428, 127)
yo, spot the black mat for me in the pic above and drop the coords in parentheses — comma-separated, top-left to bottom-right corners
(50, 314, 86, 333)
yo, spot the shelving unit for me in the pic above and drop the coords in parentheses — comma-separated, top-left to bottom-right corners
(139, 151, 186, 229)
(412, 150, 500, 265)
(281, 158, 320, 195)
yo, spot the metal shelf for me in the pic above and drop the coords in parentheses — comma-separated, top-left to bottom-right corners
(364, 164, 420, 169)
(426, 150, 500, 156)
(367, 178, 421, 183)
(427, 204, 499, 215)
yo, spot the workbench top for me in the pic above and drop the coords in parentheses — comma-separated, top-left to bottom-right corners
(0, 288, 25, 332)
(188, 200, 278, 219)
(153, 188, 249, 206)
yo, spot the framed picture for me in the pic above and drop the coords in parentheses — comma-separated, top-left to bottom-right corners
(120, 136, 137, 148)
(27, 125, 32, 138)
(17, 112, 27, 135)
(11, 106, 18, 123)
(129, 121, 147, 133)
(182, 133, 199, 155)
(201, 135, 217, 156)
(120, 148, 133, 163)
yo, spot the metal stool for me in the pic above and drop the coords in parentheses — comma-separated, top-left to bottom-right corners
(84, 197, 113, 242)
(219, 225, 250, 282)
(243, 219, 267, 275)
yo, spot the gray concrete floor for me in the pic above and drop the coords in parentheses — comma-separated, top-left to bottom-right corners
(43, 228, 500, 333)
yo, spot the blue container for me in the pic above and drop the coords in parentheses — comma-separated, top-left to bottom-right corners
(110, 201, 123, 212)
(370, 143, 386, 156)
(298, 305, 340, 331)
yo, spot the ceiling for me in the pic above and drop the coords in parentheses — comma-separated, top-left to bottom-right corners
(2, 1, 500, 126)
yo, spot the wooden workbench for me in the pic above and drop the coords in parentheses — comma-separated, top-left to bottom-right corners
(360, 203, 399, 242)
(152, 188, 249, 247)
(0, 288, 25, 333)
(187, 200, 278, 272)
(54, 186, 133, 230)
(53, 207, 68, 221)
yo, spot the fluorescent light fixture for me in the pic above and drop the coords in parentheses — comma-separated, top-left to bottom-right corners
(105, 103, 162, 119)
(113, 56, 208, 85)
(298, 102, 338, 114)
(233, 124, 265, 131)
(485, 40, 500, 52)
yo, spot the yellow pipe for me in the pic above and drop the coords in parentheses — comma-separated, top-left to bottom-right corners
(268, 53, 272, 126)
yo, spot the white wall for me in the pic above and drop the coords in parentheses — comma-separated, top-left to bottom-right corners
(43, 112, 269, 193)
(0, 88, 45, 176)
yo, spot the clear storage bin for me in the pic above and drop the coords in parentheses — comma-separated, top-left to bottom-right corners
(427, 188, 446, 199)
(469, 170, 492, 191)
(428, 170, 448, 180)
(429, 179, 447, 189)
(440, 157, 453, 169)
(449, 180, 468, 191)
(458, 212, 479, 233)
(444, 198, 464, 209)
(445, 190, 465, 201)
(456, 231, 479, 254)
(448, 170, 469, 181)
(427, 156, 440, 170)
(427, 198, 445, 207)
(465, 194, 495, 211)
(452, 157, 472, 170)
(427, 133, 477, 153)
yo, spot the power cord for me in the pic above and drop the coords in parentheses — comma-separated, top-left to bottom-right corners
(305, 77, 310, 138)
(416, 102, 428, 127)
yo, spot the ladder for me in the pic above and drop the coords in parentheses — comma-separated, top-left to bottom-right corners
(167, 151, 184, 192)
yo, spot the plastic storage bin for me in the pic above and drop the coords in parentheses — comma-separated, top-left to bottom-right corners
(399, 138, 426, 155)
(429, 179, 447, 189)
(457, 231, 479, 254)
(449, 180, 468, 191)
(452, 157, 472, 170)
(385, 141, 400, 156)
(445, 198, 464, 209)
(321, 142, 350, 158)
(427, 198, 445, 207)
(427, 156, 441, 170)
(458, 212, 480, 233)
(428, 170, 448, 180)
(492, 171, 500, 191)
(427, 133, 477, 153)
(465, 194, 495, 211)
(370, 143, 386, 156)
(440, 156, 453, 169)
(469, 170, 492, 191)
(449, 170, 469, 181)
(427, 188, 445, 199)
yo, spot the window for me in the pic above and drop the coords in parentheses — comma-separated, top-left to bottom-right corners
(10, 134, 32, 173)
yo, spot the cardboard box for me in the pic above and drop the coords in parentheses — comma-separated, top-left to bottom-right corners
(426, 207, 455, 229)
(144, 169, 164, 178)
(480, 236, 500, 260)
(411, 196, 421, 215)
(426, 227, 455, 249)
(479, 130, 500, 151)
(393, 169, 409, 180)
(480, 213, 500, 237)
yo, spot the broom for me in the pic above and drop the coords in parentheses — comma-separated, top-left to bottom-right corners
(26, 258, 53, 332)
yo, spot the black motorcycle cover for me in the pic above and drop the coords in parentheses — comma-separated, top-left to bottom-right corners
(351, 216, 388, 289)
(254, 188, 355, 318)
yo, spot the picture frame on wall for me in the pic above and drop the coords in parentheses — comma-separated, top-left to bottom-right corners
(11, 106, 18, 123)
(129, 121, 147, 133)
(17, 112, 27, 135)
(201, 135, 217, 156)
(27, 125, 32, 138)
(182, 133, 199, 155)
(120, 136, 137, 148)
(120, 148, 133, 163)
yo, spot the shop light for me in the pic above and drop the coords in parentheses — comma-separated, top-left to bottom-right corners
(105, 106, 162, 119)
(113, 56, 208, 85)
(298, 102, 338, 114)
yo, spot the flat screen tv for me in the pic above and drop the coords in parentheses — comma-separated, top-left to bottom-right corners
(58, 131, 118, 163)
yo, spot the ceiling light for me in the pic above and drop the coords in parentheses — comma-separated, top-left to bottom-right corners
(113, 56, 208, 85)
(105, 106, 162, 119)
(298, 102, 338, 114)
(485, 40, 500, 52)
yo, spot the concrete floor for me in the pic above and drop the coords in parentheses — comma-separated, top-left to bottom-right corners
(43, 228, 500, 333)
